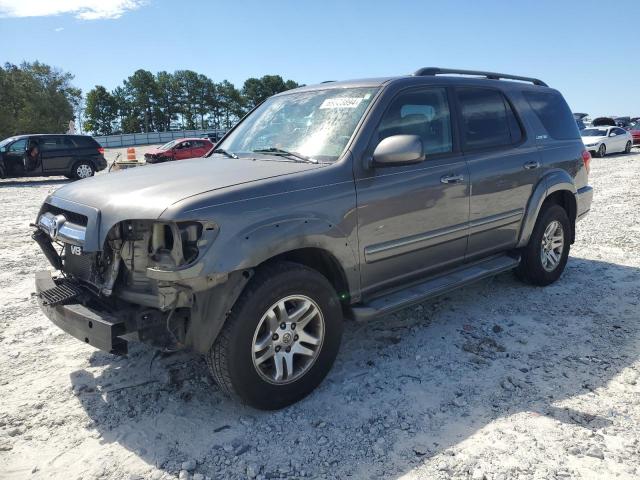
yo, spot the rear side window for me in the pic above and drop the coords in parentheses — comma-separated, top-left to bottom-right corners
(40, 137, 74, 150)
(456, 88, 523, 150)
(523, 90, 579, 140)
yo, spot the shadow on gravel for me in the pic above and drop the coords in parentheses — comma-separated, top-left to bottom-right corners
(70, 257, 640, 479)
(0, 178, 70, 187)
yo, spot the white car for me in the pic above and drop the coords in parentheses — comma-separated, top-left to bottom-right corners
(581, 126, 633, 157)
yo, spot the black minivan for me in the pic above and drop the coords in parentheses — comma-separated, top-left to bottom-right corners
(0, 134, 108, 180)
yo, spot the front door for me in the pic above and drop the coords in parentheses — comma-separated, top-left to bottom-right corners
(455, 87, 543, 260)
(174, 141, 194, 160)
(355, 87, 470, 296)
(3, 138, 28, 175)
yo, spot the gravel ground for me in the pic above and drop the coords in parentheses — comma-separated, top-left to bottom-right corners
(1, 149, 639, 480)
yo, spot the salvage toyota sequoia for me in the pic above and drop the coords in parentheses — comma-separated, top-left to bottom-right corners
(33, 68, 593, 409)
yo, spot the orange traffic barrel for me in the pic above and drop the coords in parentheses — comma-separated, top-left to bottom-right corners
(127, 147, 136, 161)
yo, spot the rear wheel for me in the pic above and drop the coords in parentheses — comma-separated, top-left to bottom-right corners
(72, 161, 95, 180)
(207, 261, 343, 409)
(516, 204, 571, 286)
(596, 144, 607, 158)
(625, 141, 632, 154)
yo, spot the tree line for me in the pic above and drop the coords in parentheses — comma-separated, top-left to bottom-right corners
(0, 61, 301, 139)
(84, 70, 301, 135)
(0, 62, 82, 140)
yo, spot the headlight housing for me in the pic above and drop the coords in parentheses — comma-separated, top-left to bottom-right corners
(149, 221, 218, 270)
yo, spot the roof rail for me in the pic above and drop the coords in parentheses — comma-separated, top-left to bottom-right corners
(412, 67, 548, 87)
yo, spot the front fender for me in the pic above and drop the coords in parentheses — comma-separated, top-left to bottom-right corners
(516, 169, 577, 248)
(202, 214, 359, 292)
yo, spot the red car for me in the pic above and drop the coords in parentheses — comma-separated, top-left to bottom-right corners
(144, 138, 214, 164)
(629, 124, 640, 146)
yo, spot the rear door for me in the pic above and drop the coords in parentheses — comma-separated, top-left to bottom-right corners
(40, 136, 75, 173)
(191, 140, 209, 157)
(456, 87, 542, 261)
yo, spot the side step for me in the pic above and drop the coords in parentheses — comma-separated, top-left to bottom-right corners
(351, 254, 520, 322)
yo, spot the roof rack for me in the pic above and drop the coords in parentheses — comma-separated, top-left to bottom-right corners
(412, 67, 548, 87)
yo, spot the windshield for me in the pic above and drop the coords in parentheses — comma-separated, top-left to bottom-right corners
(159, 140, 177, 150)
(0, 137, 18, 148)
(581, 128, 607, 137)
(218, 87, 379, 162)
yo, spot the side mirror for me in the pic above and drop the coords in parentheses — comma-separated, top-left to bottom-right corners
(609, 132, 617, 137)
(371, 135, 424, 167)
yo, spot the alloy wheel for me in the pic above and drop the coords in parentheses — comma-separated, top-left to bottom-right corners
(251, 295, 325, 385)
(598, 144, 606, 157)
(76, 164, 94, 178)
(540, 220, 564, 272)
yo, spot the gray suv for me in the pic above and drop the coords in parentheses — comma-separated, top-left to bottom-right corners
(33, 68, 593, 409)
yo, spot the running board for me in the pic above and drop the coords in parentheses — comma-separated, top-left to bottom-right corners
(351, 254, 520, 322)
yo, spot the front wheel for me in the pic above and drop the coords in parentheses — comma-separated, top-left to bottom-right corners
(72, 161, 95, 180)
(206, 261, 343, 409)
(516, 204, 571, 286)
(596, 144, 607, 158)
(625, 141, 632, 154)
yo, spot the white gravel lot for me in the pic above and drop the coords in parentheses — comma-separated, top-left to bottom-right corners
(1, 149, 639, 480)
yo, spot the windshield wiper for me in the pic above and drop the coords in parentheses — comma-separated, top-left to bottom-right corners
(212, 148, 238, 159)
(253, 148, 317, 164)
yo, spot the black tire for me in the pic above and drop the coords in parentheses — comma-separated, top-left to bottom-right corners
(625, 141, 632, 154)
(516, 204, 571, 286)
(206, 261, 343, 410)
(72, 161, 95, 180)
(596, 144, 606, 158)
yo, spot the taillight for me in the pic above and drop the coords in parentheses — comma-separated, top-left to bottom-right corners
(97, 147, 105, 154)
(581, 150, 591, 173)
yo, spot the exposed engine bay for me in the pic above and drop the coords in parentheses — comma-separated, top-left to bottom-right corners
(33, 204, 234, 352)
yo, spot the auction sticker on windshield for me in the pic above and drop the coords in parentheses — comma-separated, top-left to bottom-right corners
(320, 97, 363, 109)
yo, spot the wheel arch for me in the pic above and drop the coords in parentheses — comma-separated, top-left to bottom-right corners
(517, 171, 578, 247)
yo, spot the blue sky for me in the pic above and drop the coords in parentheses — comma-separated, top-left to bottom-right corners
(0, 0, 638, 117)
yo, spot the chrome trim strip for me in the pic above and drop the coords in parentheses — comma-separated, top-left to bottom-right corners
(364, 222, 468, 263)
(469, 209, 523, 235)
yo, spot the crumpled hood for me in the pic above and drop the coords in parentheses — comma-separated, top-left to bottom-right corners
(144, 147, 167, 156)
(50, 155, 324, 221)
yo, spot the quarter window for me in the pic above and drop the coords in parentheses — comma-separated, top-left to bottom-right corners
(377, 88, 452, 155)
(456, 88, 523, 150)
(523, 90, 579, 140)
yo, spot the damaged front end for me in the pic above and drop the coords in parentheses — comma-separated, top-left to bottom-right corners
(33, 203, 240, 355)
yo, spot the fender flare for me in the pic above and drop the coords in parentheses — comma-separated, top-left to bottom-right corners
(516, 169, 577, 248)
(201, 215, 359, 291)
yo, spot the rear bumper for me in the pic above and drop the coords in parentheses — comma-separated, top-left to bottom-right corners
(35, 271, 128, 355)
(576, 185, 593, 222)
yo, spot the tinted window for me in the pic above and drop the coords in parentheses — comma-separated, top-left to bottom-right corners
(615, 128, 627, 135)
(456, 88, 522, 150)
(523, 90, 579, 140)
(40, 137, 74, 150)
(73, 136, 98, 147)
(377, 88, 452, 155)
(8, 138, 27, 153)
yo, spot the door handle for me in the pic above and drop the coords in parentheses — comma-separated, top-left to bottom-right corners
(440, 174, 464, 184)
(523, 161, 541, 170)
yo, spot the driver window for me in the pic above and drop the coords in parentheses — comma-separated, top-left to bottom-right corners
(8, 139, 27, 153)
(377, 88, 452, 155)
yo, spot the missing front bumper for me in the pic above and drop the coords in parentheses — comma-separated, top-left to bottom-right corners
(35, 271, 128, 355)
